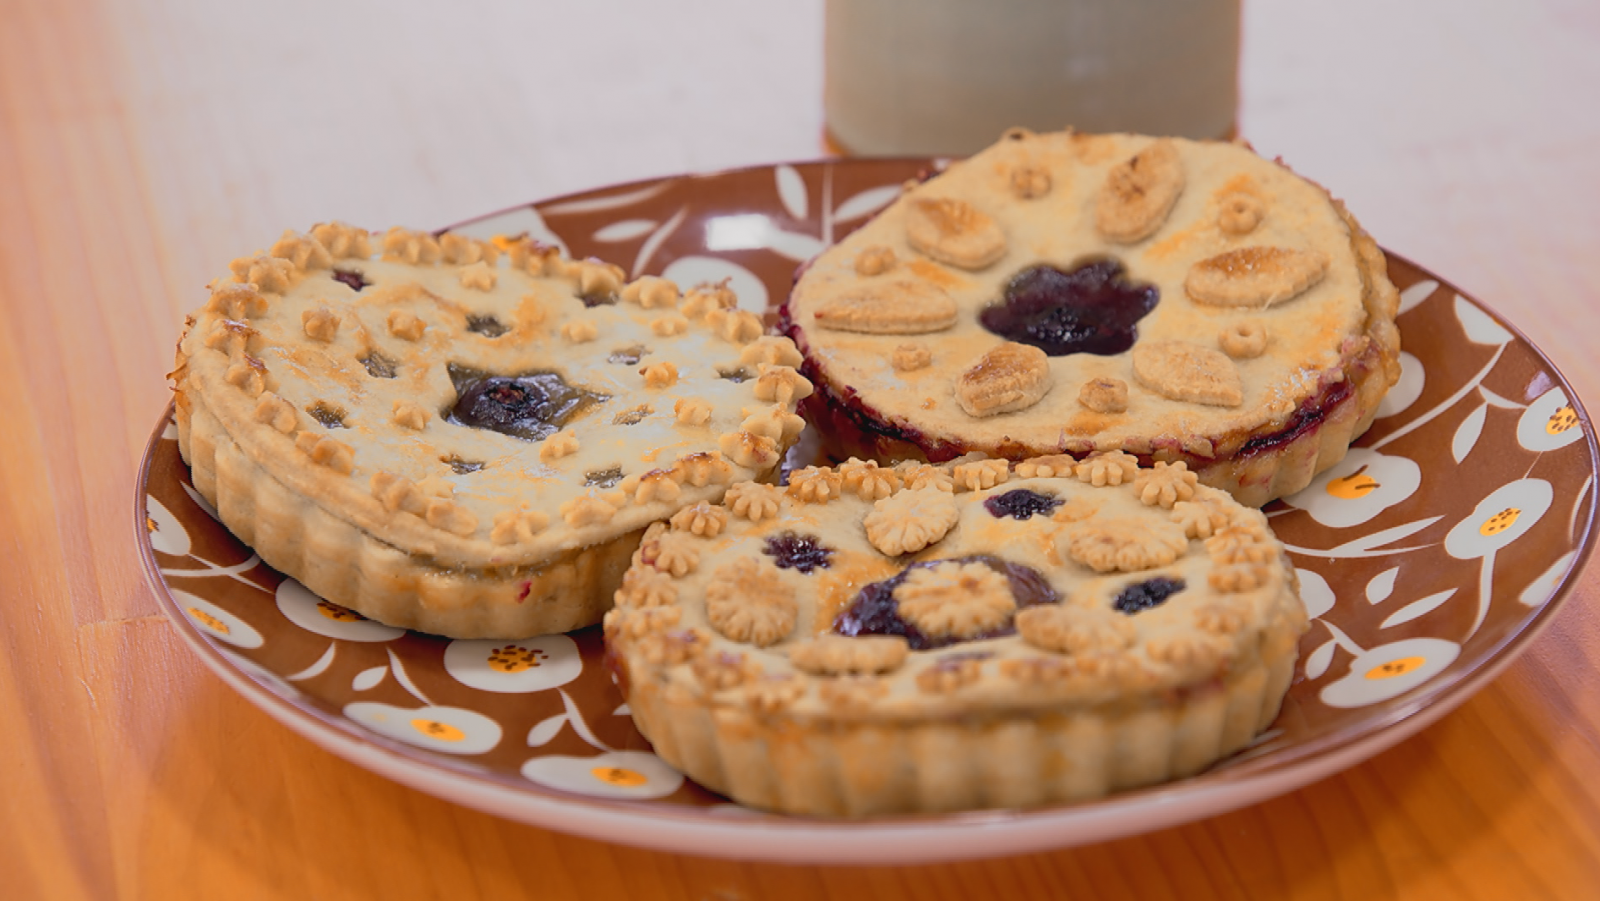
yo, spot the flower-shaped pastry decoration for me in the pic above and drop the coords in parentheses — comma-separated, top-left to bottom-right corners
(614, 567, 679, 608)
(1282, 448, 1422, 528)
(788, 466, 844, 503)
(1320, 637, 1461, 708)
(1014, 605, 1136, 655)
(893, 562, 1015, 640)
(442, 635, 582, 693)
(1517, 388, 1584, 452)
(1073, 451, 1139, 487)
(724, 481, 785, 523)
(1170, 499, 1230, 539)
(1062, 518, 1188, 573)
(951, 458, 1009, 491)
(670, 502, 729, 537)
(898, 462, 956, 493)
(863, 488, 960, 556)
(1131, 461, 1198, 509)
(705, 558, 798, 646)
(642, 532, 700, 578)
(788, 635, 910, 676)
(839, 458, 902, 500)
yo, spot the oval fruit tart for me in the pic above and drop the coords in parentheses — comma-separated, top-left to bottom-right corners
(172, 225, 808, 638)
(605, 454, 1307, 816)
(781, 129, 1402, 506)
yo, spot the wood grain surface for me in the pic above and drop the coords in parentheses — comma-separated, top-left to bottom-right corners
(2, 0, 1597, 898)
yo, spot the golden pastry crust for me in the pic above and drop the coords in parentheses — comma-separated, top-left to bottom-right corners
(782, 130, 1401, 507)
(172, 225, 806, 638)
(606, 459, 1307, 817)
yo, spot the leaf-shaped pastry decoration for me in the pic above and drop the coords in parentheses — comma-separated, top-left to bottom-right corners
(814, 280, 959, 334)
(1185, 247, 1329, 308)
(904, 198, 1006, 270)
(1095, 139, 1185, 243)
(955, 342, 1054, 417)
(1131, 341, 1243, 407)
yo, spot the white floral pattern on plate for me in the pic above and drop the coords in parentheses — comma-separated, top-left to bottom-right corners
(1320, 637, 1463, 708)
(1281, 449, 1423, 529)
(344, 702, 503, 755)
(444, 636, 583, 693)
(276, 579, 405, 642)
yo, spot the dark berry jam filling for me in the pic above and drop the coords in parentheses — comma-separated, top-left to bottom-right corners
(444, 363, 608, 441)
(584, 466, 624, 488)
(306, 401, 347, 429)
(763, 532, 834, 573)
(1237, 378, 1354, 458)
(611, 405, 652, 426)
(441, 455, 483, 474)
(717, 366, 754, 383)
(1113, 577, 1186, 614)
(983, 489, 1062, 520)
(467, 314, 508, 338)
(608, 344, 648, 365)
(978, 259, 1158, 356)
(834, 555, 1057, 650)
(359, 350, 398, 379)
(332, 269, 368, 291)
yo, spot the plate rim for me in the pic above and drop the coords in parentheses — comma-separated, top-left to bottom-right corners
(135, 158, 1600, 863)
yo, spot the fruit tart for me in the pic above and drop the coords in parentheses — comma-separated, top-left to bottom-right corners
(172, 224, 808, 638)
(781, 129, 1401, 506)
(605, 453, 1307, 816)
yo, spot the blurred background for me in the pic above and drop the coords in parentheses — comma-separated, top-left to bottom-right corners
(73, 0, 1596, 390)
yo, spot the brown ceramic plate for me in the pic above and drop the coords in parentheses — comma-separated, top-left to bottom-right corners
(137, 159, 1597, 863)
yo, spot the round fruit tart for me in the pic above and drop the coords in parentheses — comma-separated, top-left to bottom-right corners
(604, 454, 1307, 816)
(172, 224, 808, 638)
(781, 128, 1401, 506)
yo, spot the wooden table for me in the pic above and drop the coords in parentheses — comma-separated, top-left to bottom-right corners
(4, 0, 1597, 897)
